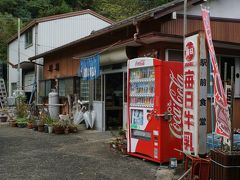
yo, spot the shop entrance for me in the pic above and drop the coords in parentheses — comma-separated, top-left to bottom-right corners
(105, 73, 123, 130)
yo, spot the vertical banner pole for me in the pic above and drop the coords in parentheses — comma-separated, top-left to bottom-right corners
(209, 55, 215, 149)
(230, 66, 235, 151)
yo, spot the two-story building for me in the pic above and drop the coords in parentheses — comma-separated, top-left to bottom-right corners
(7, 9, 113, 100)
(29, 0, 240, 132)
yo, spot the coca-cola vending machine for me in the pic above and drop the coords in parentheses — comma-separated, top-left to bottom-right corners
(127, 57, 183, 163)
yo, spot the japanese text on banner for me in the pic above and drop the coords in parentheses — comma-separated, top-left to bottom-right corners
(183, 35, 199, 155)
(78, 54, 100, 80)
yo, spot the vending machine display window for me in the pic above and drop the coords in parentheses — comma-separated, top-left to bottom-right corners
(131, 109, 143, 126)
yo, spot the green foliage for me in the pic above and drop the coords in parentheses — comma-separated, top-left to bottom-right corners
(0, 0, 172, 62)
(16, 117, 28, 124)
(53, 120, 66, 128)
(0, 13, 17, 62)
(16, 95, 28, 118)
(45, 116, 55, 126)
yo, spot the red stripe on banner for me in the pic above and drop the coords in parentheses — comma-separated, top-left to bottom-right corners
(201, 7, 231, 139)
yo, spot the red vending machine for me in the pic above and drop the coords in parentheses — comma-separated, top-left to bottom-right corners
(127, 57, 183, 163)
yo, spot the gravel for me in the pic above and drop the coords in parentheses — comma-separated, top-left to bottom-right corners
(0, 126, 158, 180)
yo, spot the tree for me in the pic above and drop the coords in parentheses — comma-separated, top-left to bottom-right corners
(0, 13, 17, 62)
(94, 0, 144, 21)
(0, 0, 173, 62)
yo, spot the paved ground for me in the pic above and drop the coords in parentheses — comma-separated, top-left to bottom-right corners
(0, 125, 160, 180)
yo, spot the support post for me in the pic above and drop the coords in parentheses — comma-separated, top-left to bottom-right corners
(230, 66, 234, 151)
(17, 18, 21, 90)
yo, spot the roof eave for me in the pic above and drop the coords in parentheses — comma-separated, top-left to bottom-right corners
(29, 0, 204, 61)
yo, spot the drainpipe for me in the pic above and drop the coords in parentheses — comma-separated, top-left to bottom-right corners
(17, 18, 21, 91)
(133, 20, 146, 45)
(35, 24, 39, 104)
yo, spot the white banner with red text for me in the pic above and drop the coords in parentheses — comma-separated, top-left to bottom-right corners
(201, 6, 231, 139)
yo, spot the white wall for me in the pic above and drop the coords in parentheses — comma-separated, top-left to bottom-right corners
(179, 0, 240, 19)
(37, 14, 110, 54)
(8, 13, 111, 95)
(8, 27, 36, 95)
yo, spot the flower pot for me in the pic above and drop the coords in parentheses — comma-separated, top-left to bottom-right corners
(10, 121, 17, 127)
(64, 128, 69, 134)
(69, 126, 78, 133)
(54, 127, 65, 134)
(27, 122, 33, 129)
(38, 125, 44, 132)
(211, 150, 240, 180)
(17, 123, 27, 128)
(32, 124, 38, 131)
(0, 116, 8, 122)
(44, 125, 48, 133)
(48, 126, 53, 134)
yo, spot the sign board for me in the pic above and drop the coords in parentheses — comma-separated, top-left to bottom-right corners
(78, 54, 100, 80)
(183, 33, 207, 155)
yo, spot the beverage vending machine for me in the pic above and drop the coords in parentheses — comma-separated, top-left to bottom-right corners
(127, 57, 183, 163)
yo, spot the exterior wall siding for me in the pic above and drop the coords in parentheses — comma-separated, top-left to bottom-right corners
(44, 53, 79, 80)
(38, 14, 110, 54)
(160, 18, 240, 44)
(179, 0, 240, 19)
(8, 27, 36, 94)
(8, 13, 111, 95)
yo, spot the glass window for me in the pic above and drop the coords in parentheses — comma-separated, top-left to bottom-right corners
(25, 28, 33, 48)
(58, 78, 74, 97)
(65, 78, 74, 95)
(220, 56, 235, 84)
(58, 79, 65, 97)
(39, 81, 45, 97)
(11, 82, 17, 95)
(166, 49, 183, 62)
(45, 80, 52, 96)
(80, 80, 89, 101)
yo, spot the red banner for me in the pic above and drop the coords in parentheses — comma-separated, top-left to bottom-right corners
(201, 7, 231, 139)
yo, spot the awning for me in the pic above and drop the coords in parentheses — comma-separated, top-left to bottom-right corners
(10, 61, 43, 70)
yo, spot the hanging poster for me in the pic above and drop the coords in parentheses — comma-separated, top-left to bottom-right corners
(78, 54, 100, 80)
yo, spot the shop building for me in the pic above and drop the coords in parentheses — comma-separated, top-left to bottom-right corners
(29, 0, 240, 131)
(7, 10, 113, 100)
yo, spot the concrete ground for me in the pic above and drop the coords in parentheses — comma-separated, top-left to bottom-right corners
(0, 124, 184, 180)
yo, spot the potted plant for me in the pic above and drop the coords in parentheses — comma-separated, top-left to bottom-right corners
(45, 116, 54, 134)
(15, 95, 28, 119)
(16, 117, 27, 128)
(68, 124, 78, 133)
(0, 113, 8, 122)
(38, 120, 44, 132)
(53, 120, 65, 134)
(15, 95, 28, 128)
(27, 118, 33, 129)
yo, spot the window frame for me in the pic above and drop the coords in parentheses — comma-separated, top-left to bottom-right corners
(25, 28, 33, 49)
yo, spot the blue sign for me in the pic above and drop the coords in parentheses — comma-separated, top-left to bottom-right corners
(78, 54, 100, 80)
